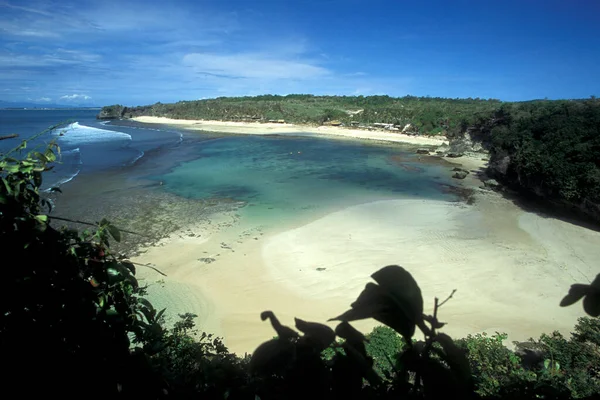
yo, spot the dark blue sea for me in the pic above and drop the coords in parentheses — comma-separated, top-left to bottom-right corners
(0, 109, 182, 189)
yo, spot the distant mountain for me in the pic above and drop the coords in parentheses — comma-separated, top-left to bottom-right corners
(0, 100, 99, 109)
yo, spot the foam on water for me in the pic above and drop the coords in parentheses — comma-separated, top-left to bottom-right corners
(52, 122, 132, 146)
(42, 147, 82, 191)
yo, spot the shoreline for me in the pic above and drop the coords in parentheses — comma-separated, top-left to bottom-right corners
(131, 116, 448, 147)
(125, 118, 598, 355)
(133, 192, 600, 355)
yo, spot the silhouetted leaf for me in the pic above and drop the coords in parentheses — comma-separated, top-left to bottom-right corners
(585, 275, 600, 317)
(371, 265, 423, 326)
(330, 283, 387, 322)
(122, 261, 136, 275)
(423, 314, 446, 329)
(343, 343, 381, 387)
(335, 321, 369, 359)
(583, 292, 600, 317)
(261, 311, 299, 340)
(107, 224, 121, 242)
(331, 266, 424, 341)
(434, 333, 472, 384)
(560, 284, 589, 307)
(250, 339, 296, 374)
(295, 318, 336, 350)
(335, 321, 368, 343)
(562, 275, 600, 317)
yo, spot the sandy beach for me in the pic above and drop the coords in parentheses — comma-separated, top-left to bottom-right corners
(132, 116, 448, 146)
(131, 117, 599, 355)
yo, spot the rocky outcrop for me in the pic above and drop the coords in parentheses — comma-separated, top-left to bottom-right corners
(482, 179, 500, 190)
(97, 105, 127, 120)
(447, 130, 489, 157)
(451, 167, 469, 180)
(416, 148, 430, 155)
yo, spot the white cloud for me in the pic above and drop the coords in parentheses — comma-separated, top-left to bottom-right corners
(59, 94, 92, 102)
(182, 52, 329, 80)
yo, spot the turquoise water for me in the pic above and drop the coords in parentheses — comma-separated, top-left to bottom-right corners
(154, 135, 456, 227)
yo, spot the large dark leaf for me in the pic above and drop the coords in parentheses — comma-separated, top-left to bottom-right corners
(561, 274, 600, 317)
(371, 265, 423, 326)
(295, 318, 336, 350)
(107, 224, 121, 243)
(560, 283, 589, 307)
(330, 266, 424, 341)
(330, 283, 388, 322)
(250, 339, 296, 375)
(583, 290, 600, 317)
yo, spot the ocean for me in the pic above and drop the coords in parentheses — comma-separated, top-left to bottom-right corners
(0, 109, 182, 189)
(1, 110, 460, 251)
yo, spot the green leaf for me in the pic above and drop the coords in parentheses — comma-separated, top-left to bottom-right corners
(44, 148, 56, 162)
(1, 178, 12, 195)
(3, 164, 20, 173)
(107, 224, 121, 242)
(34, 214, 48, 223)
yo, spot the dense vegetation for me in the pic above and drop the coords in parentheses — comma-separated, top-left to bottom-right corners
(100, 95, 502, 136)
(485, 99, 600, 220)
(2, 130, 600, 398)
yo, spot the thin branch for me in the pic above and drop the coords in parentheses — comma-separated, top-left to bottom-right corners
(4, 122, 69, 158)
(437, 289, 457, 309)
(131, 262, 167, 277)
(49, 215, 149, 237)
(0, 134, 18, 141)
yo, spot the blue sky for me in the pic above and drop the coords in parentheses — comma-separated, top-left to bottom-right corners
(1, 0, 599, 106)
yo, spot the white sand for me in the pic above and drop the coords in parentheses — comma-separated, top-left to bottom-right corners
(128, 116, 597, 354)
(133, 191, 600, 355)
(132, 116, 448, 147)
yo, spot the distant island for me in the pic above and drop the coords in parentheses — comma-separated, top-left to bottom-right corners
(0, 100, 100, 110)
(99, 95, 600, 224)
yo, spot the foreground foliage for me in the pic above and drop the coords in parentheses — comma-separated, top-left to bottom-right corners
(1, 132, 599, 399)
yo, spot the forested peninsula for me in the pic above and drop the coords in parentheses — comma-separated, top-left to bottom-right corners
(100, 95, 600, 224)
